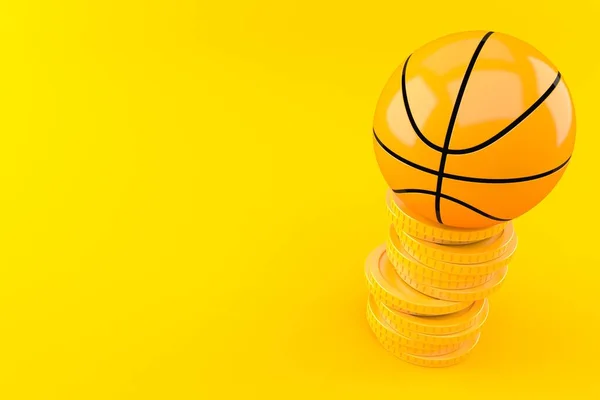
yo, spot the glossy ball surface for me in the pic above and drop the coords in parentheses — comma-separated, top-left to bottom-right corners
(373, 31, 576, 229)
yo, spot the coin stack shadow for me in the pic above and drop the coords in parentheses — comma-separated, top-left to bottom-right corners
(365, 190, 518, 367)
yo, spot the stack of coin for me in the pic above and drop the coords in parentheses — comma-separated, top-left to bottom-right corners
(365, 190, 518, 367)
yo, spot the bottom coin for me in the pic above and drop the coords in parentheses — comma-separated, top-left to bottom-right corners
(367, 295, 461, 355)
(375, 332, 481, 368)
(367, 296, 481, 367)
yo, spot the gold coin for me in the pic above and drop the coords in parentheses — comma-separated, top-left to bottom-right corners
(374, 296, 489, 345)
(387, 226, 495, 289)
(376, 333, 481, 368)
(367, 296, 481, 367)
(398, 264, 509, 302)
(386, 190, 507, 245)
(365, 245, 472, 316)
(398, 224, 517, 275)
(367, 296, 462, 355)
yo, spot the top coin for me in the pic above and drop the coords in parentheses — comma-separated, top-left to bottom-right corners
(373, 31, 575, 229)
(387, 190, 506, 244)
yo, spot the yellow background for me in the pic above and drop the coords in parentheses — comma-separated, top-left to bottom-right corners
(1, 0, 598, 398)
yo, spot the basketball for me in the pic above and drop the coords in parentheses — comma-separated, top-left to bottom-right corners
(373, 31, 576, 229)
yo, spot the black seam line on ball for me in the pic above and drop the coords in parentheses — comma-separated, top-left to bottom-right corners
(444, 156, 571, 183)
(393, 188, 510, 221)
(446, 72, 562, 155)
(435, 31, 495, 224)
(373, 129, 571, 183)
(373, 128, 440, 175)
(401, 55, 445, 153)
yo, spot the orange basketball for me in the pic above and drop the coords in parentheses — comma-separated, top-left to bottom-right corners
(373, 30, 576, 229)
